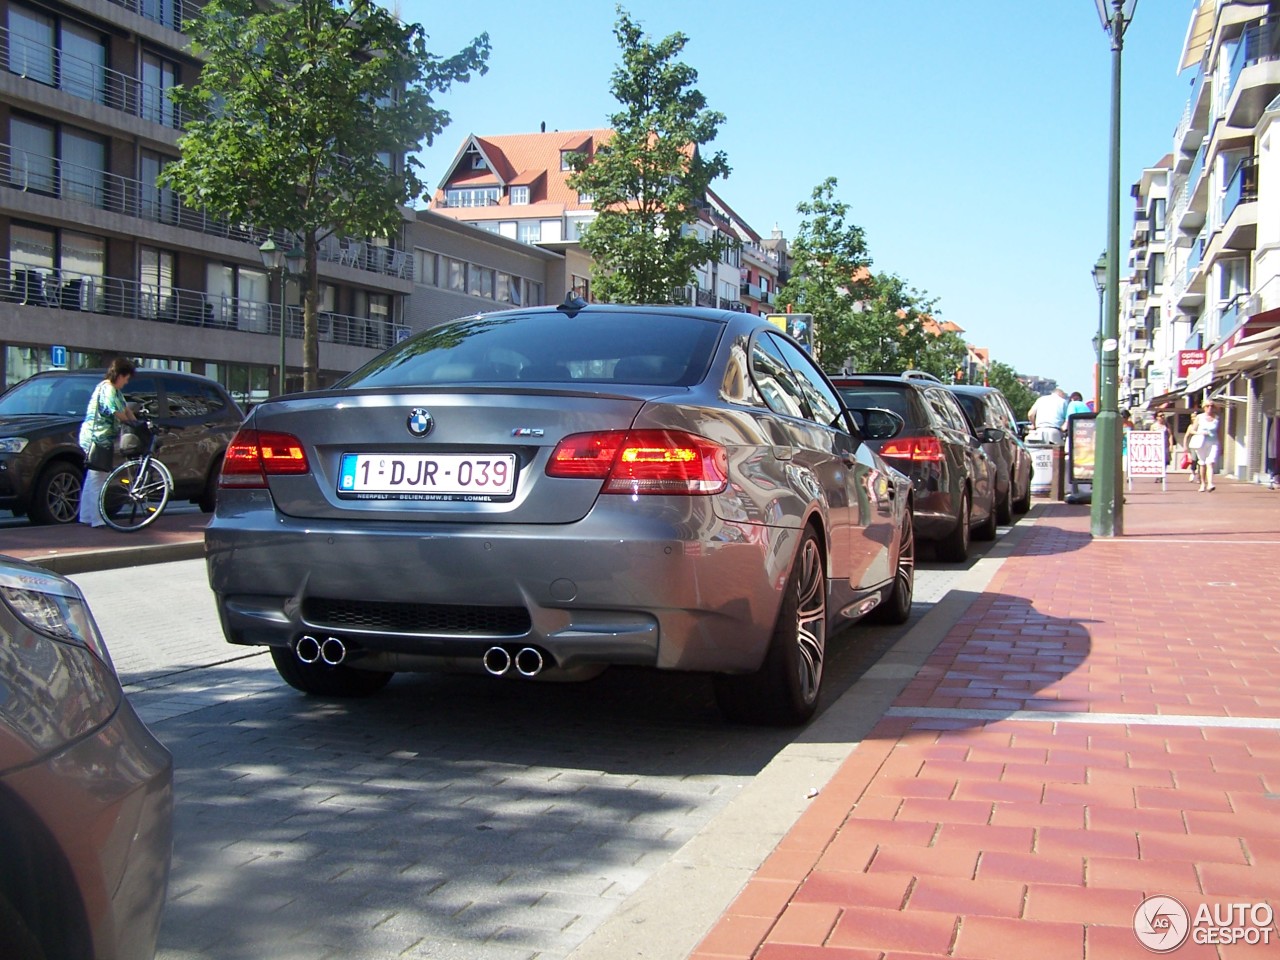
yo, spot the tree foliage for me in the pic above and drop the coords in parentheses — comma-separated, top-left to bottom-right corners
(774, 178, 873, 371)
(163, 0, 489, 389)
(566, 6, 730, 304)
(985, 361, 1038, 419)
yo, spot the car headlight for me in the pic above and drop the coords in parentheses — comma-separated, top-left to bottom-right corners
(0, 577, 114, 670)
(0, 437, 28, 454)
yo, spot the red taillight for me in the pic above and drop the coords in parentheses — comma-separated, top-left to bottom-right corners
(219, 428, 310, 487)
(878, 436, 944, 461)
(546, 429, 728, 495)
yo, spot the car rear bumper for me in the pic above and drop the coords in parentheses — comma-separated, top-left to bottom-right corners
(205, 492, 799, 675)
(0, 701, 172, 960)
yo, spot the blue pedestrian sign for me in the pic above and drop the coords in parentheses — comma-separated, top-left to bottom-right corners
(50, 345, 67, 367)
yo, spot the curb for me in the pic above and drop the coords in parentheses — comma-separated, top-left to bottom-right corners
(564, 511, 1042, 960)
(24, 539, 205, 575)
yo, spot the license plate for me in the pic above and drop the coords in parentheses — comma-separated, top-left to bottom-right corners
(338, 453, 517, 498)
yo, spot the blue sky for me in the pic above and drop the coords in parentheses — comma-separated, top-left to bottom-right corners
(401, 1, 1198, 398)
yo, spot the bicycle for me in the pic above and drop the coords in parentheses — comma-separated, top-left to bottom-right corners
(99, 416, 174, 531)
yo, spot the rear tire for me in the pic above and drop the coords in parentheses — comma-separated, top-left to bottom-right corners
(29, 462, 82, 525)
(996, 478, 1013, 525)
(935, 491, 970, 562)
(197, 456, 222, 513)
(869, 505, 914, 625)
(715, 529, 826, 726)
(1012, 474, 1032, 514)
(973, 492, 998, 541)
(270, 646, 394, 698)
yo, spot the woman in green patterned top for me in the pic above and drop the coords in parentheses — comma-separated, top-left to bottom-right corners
(78, 357, 138, 527)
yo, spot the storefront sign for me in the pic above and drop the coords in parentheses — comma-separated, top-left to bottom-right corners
(1177, 350, 1206, 378)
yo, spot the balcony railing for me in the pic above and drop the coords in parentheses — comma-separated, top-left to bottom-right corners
(1223, 156, 1259, 221)
(0, 257, 401, 349)
(1185, 233, 1206, 284)
(0, 144, 412, 281)
(1228, 21, 1280, 104)
(104, 0, 205, 33)
(1, 26, 190, 129)
(1216, 295, 1247, 341)
(1188, 141, 1207, 193)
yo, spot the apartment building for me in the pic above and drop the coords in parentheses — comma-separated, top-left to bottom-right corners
(1135, 0, 1280, 481)
(1120, 157, 1170, 409)
(431, 127, 784, 312)
(0, 0, 415, 403)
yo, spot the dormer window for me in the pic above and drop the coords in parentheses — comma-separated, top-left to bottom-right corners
(561, 151, 579, 171)
(510, 185, 529, 205)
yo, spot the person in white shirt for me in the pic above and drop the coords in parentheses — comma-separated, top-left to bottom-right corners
(1027, 389, 1069, 444)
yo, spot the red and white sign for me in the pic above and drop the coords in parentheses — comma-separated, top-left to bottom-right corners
(1178, 349, 1207, 378)
(1127, 430, 1168, 485)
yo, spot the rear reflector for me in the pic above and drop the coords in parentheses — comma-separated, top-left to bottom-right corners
(878, 436, 944, 461)
(219, 429, 310, 487)
(547, 429, 728, 495)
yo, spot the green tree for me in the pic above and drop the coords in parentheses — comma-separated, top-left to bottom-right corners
(163, 0, 489, 390)
(567, 6, 730, 304)
(985, 361, 1038, 419)
(774, 178, 873, 371)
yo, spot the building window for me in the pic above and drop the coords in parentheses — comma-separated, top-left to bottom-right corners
(577, 192, 593, 204)
(560, 151, 577, 171)
(517, 221, 541, 244)
(60, 21, 107, 104)
(446, 258, 465, 292)
(571, 274, 590, 301)
(9, 116, 55, 194)
(141, 52, 178, 127)
(413, 249, 438, 286)
(467, 263, 494, 298)
(445, 187, 499, 208)
(526, 280, 543, 306)
(59, 127, 105, 206)
(140, 246, 175, 319)
(510, 185, 529, 205)
(7, 6, 54, 85)
(140, 150, 178, 224)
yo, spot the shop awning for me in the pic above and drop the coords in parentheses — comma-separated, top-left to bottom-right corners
(1215, 325, 1280, 373)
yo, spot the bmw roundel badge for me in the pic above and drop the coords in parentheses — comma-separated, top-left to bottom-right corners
(406, 408, 434, 438)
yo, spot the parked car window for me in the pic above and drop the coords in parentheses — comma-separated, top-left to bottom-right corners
(165, 379, 228, 418)
(0, 372, 95, 416)
(927, 388, 969, 433)
(123, 376, 160, 415)
(766, 333, 843, 428)
(952, 393, 988, 428)
(991, 393, 1018, 429)
(750, 332, 808, 419)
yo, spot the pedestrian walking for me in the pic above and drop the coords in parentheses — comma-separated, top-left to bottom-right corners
(1027, 388, 1068, 444)
(1189, 401, 1221, 492)
(1066, 391, 1091, 418)
(1183, 409, 1201, 482)
(78, 357, 137, 527)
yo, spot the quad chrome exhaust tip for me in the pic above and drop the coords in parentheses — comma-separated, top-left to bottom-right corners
(483, 645, 548, 678)
(514, 646, 544, 677)
(295, 635, 348, 666)
(482, 646, 512, 676)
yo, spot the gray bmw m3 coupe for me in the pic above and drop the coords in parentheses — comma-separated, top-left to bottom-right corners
(206, 301, 914, 725)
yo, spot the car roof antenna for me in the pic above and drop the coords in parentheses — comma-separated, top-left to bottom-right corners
(557, 292, 588, 317)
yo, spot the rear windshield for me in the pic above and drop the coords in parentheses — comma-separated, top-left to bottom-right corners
(340, 310, 723, 389)
(835, 385, 913, 421)
(0, 374, 97, 417)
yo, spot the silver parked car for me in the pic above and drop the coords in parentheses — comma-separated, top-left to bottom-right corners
(0, 555, 172, 960)
(206, 302, 915, 725)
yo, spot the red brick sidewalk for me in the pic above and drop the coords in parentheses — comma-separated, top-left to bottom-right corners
(2, 510, 207, 572)
(694, 479, 1280, 960)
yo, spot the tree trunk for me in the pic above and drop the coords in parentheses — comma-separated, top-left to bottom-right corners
(303, 234, 320, 391)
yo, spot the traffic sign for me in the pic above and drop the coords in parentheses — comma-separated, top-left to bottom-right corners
(50, 345, 67, 367)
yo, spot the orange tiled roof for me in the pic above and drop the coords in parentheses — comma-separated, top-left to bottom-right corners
(435, 129, 614, 212)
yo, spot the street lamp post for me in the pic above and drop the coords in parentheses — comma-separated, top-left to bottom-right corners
(1091, 0, 1137, 539)
(259, 237, 305, 396)
(1092, 252, 1107, 410)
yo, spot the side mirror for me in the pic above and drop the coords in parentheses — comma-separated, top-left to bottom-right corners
(981, 427, 1005, 443)
(848, 406, 904, 441)
(1016, 420, 1031, 439)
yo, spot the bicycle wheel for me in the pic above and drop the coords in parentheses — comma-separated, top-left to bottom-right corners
(100, 458, 174, 531)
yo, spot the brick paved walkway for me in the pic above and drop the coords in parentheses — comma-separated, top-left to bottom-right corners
(694, 478, 1280, 960)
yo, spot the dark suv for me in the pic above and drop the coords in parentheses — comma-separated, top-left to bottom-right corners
(832, 372, 998, 562)
(0, 369, 243, 524)
(947, 385, 1033, 524)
